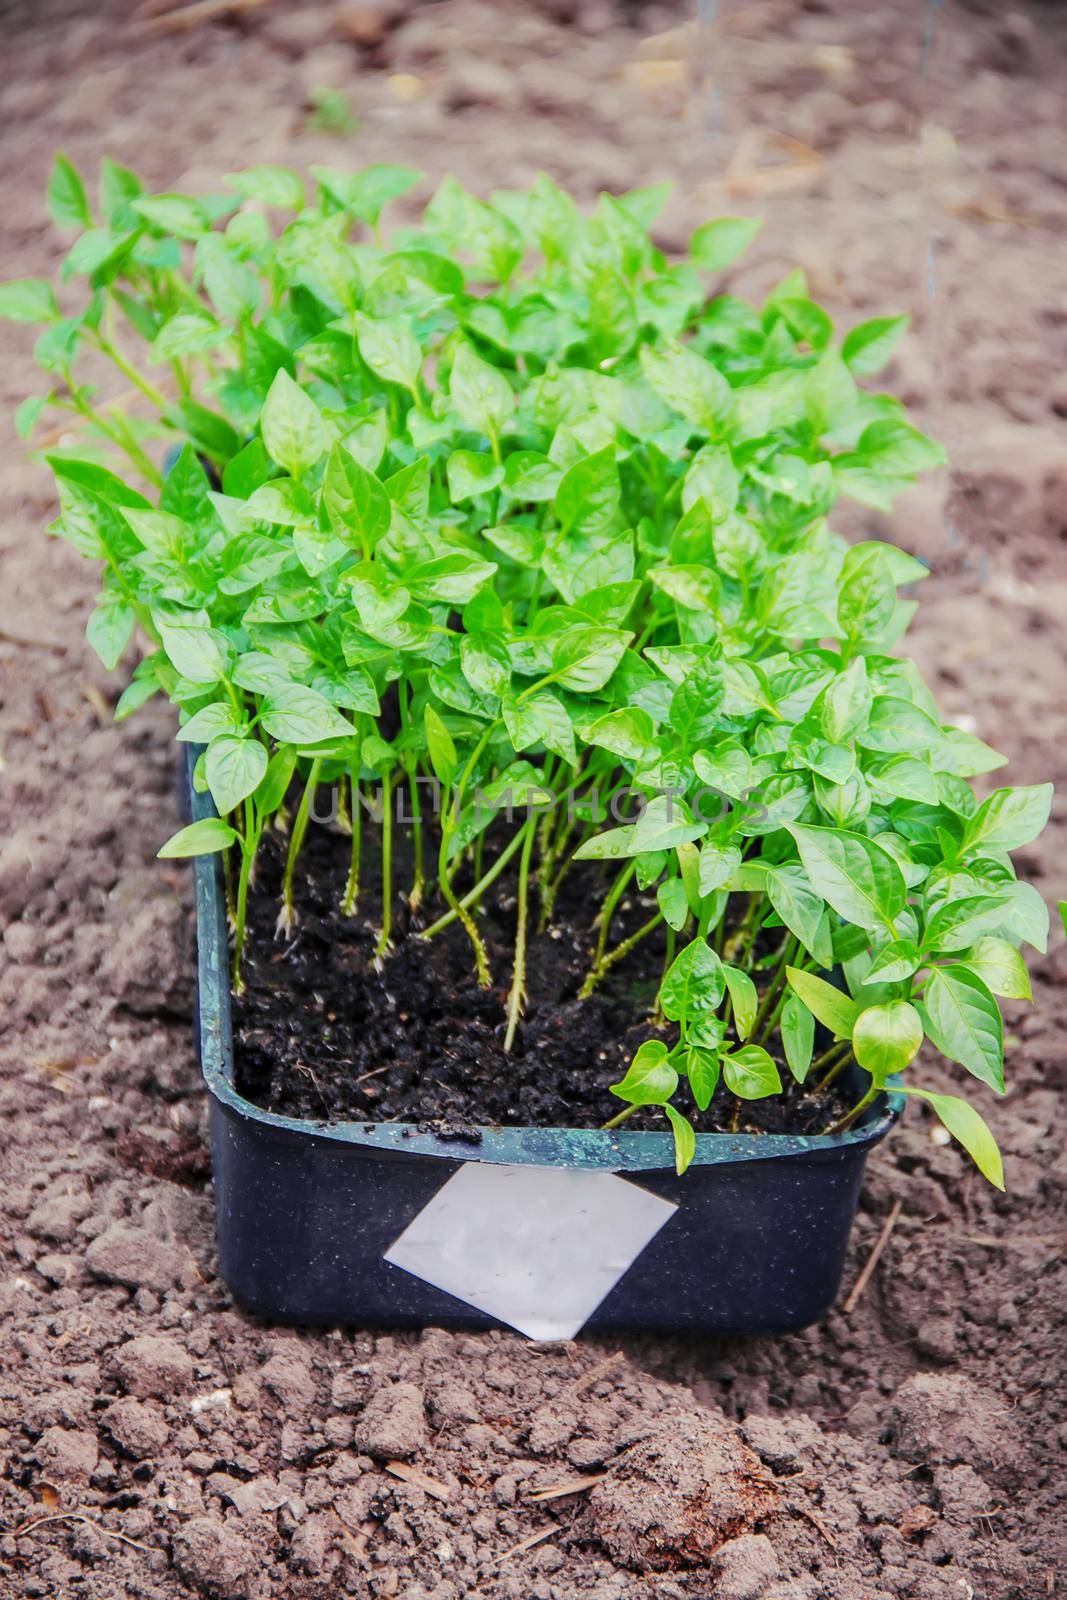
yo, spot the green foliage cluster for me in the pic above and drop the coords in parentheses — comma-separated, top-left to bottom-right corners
(4, 155, 1053, 1183)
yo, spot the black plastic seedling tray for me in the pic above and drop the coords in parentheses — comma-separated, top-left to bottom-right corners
(187, 760, 902, 1335)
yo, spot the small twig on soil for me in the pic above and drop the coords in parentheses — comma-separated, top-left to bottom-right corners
(957, 1230, 1066, 1251)
(842, 1199, 902, 1314)
(384, 1461, 452, 1502)
(492, 1526, 557, 1566)
(82, 685, 113, 726)
(797, 1506, 839, 1551)
(15, 1511, 157, 1554)
(352, 1065, 390, 1088)
(135, 0, 267, 32)
(562, 1349, 626, 1398)
(527, 1473, 607, 1502)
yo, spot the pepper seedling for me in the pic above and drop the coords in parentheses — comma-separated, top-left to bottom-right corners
(7, 157, 1052, 1182)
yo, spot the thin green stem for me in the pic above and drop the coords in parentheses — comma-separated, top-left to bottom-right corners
(223, 847, 236, 926)
(341, 769, 362, 917)
(94, 334, 170, 412)
(437, 787, 491, 986)
(68, 386, 163, 488)
(419, 820, 531, 940)
(592, 862, 637, 966)
(722, 892, 764, 965)
(812, 1040, 854, 1093)
(580, 911, 662, 1000)
(279, 757, 321, 935)
(406, 763, 424, 910)
(374, 771, 395, 960)
(232, 799, 260, 993)
(504, 814, 538, 1053)
(822, 1083, 879, 1136)
(601, 1103, 639, 1132)
(752, 935, 799, 1044)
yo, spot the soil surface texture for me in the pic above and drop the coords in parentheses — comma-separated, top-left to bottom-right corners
(234, 820, 852, 1133)
(2, 2, 1066, 1599)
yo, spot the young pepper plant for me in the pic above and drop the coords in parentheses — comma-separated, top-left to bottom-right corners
(7, 157, 1052, 1185)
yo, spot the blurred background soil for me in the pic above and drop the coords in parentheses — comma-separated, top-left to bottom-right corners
(0, 2, 1065, 1596)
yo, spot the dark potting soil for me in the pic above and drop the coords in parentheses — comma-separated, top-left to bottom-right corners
(233, 804, 853, 1136)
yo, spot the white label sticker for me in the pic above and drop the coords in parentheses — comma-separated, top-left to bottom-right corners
(383, 1163, 677, 1341)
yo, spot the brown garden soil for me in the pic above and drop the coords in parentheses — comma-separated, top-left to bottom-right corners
(234, 818, 853, 1133)
(1, 1, 1066, 1597)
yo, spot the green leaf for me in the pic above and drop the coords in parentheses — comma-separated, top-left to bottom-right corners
(659, 938, 724, 1022)
(852, 1000, 923, 1081)
(502, 691, 576, 765)
(424, 705, 458, 786)
(255, 747, 298, 814)
(555, 447, 620, 536)
(260, 369, 325, 477)
(841, 314, 909, 375)
(864, 938, 922, 984)
(785, 967, 861, 1039)
(153, 612, 230, 683)
(99, 157, 143, 225)
(722, 1045, 781, 1100)
(15, 394, 49, 438)
(820, 657, 871, 744)
(837, 546, 897, 644)
(47, 153, 91, 229)
(664, 1104, 696, 1175)
(609, 1038, 678, 1106)
(776, 297, 833, 349)
(323, 444, 391, 551)
(131, 193, 210, 239)
(632, 795, 706, 855)
(86, 599, 134, 671)
(920, 966, 1004, 1094)
(551, 626, 629, 693)
(573, 825, 638, 861)
(259, 685, 353, 745)
(901, 1088, 1004, 1190)
(789, 823, 906, 933)
(860, 419, 945, 475)
(205, 735, 268, 815)
(961, 782, 1053, 855)
(0, 278, 59, 323)
(639, 340, 731, 432)
(722, 965, 758, 1040)
(765, 864, 833, 967)
(356, 311, 422, 391)
(781, 992, 814, 1083)
(197, 236, 261, 320)
(804, 349, 857, 435)
(151, 312, 227, 361)
(224, 164, 305, 209)
(961, 936, 1032, 1002)
(314, 162, 420, 224)
(924, 894, 1013, 955)
(223, 439, 273, 499)
(697, 841, 741, 897)
(657, 878, 690, 932)
(176, 702, 242, 744)
(447, 449, 504, 503)
(157, 817, 237, 858)
(681, 443, 738, 520)
(669, 656, 724, 748)
(685, 1048, 719, 1111)
(584, 707, 656, 764)
(690, 216, 762, 272)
